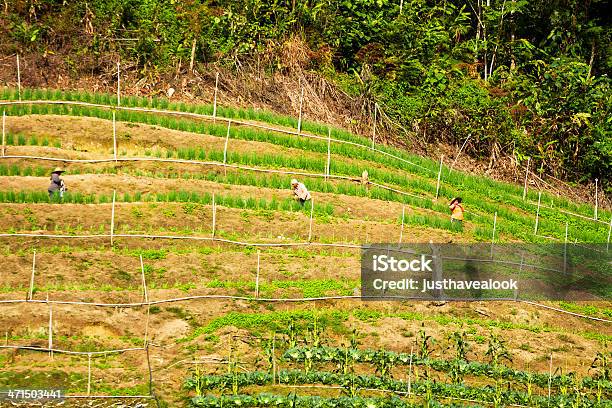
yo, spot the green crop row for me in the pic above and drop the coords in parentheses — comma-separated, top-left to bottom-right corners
(185, 369, 609, 407)
(190, 394, 460, 408)
(1, 132, 61, 148)
(3, 87, 442, 174)
(2, 112, 607, 244)
(282, 346, 610, 392)
(0, 189, 334, 217)
(2, 117, 608, 243)
(0, 190, 466, 238)
(0, 164, 469, 235)
(20, 279, 359, 298)
(2, 90, 607, 223)
(0, 156, 605, 244)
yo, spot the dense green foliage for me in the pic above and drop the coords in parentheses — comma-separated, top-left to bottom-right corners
(182, 316, 611, 407)
(282, 346, 611, 391)
(3, 1, 610, 187)
(185, 370, 610, 407)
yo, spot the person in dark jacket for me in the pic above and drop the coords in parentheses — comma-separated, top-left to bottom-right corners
(48, 167, 66, 201)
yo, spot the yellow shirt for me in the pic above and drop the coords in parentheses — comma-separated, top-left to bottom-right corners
(450, 203, 464, 220)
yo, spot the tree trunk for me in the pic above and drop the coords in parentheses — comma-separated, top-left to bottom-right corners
(587, 41, 595, 79)
(189, 38, 197, 72)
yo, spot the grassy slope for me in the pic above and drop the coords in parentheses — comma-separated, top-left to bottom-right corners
(0, 89, 610, 405)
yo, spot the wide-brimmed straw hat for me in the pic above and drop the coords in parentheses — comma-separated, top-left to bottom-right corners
(291, 178, 298, 185)
(51, 167, 65, 174)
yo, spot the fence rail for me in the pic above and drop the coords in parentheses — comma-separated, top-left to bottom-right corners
(0, 94, 610, 406)
(0, 98, 608, 223)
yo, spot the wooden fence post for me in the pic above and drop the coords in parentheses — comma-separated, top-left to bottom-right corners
(435, 155, 444, 199)
(399, 206, 405, 244)
(17, 54, 21, 101)
(112, 111, 117, 162)
(255, 250, 261, 298)
(272, 333, 277, 385)
(407, 344, 413, 397)
(211, 193, 217, 238)
(371, 103, 377, 149)
(326, 128, 331, 180)
(213, 72, 219, 122)
(522, 157, 530, 200)
(116, 62, 121, 106)
(140, 254, 149, 304)
(1, 110, 5, 156)
(28, 250, 36, 301)
(308, 198, 314, 242)
(140, 254, 151, 348)
(607, 216, 612, 253)
(48, 296, 53, 360)
(110, 190, 116, 246)
(490, 212, 497, 258)
(594, 178, 598, 220)
(534, 191, 541, 235)
(564, 222, 568, 274)
(223, 121, 231, 176)
(515, 254, 523, 300)
(297, 88, 304, 136)
(548, 353, 553, 401)
(87, 353, 92, 395)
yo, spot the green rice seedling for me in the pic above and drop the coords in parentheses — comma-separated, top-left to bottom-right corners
(2, 97, 592, 215)
(3, 91, 608, 233)
(246, 197, 257, 209)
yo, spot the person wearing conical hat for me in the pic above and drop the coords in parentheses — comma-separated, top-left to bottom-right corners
(48, 167, 67, 201)
(290, 178, 311, 205)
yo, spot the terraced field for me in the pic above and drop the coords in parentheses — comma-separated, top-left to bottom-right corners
(0, 88, 610, 407)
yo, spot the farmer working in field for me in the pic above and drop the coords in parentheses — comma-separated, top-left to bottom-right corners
(361, 170, 369, 187)
(291, 178, 311, 205)
(48, 167, 67, 201)
(449, 197, 464, 223)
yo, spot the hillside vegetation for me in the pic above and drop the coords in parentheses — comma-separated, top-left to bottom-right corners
(1, 0, 610, 191)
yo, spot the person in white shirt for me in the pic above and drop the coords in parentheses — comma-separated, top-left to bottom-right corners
(291, 178, 311, 205)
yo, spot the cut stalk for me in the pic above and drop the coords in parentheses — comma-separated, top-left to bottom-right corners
(534, 191, 541, 235)
(435, 155, 444, 198)
(522, 157, 530, 200)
